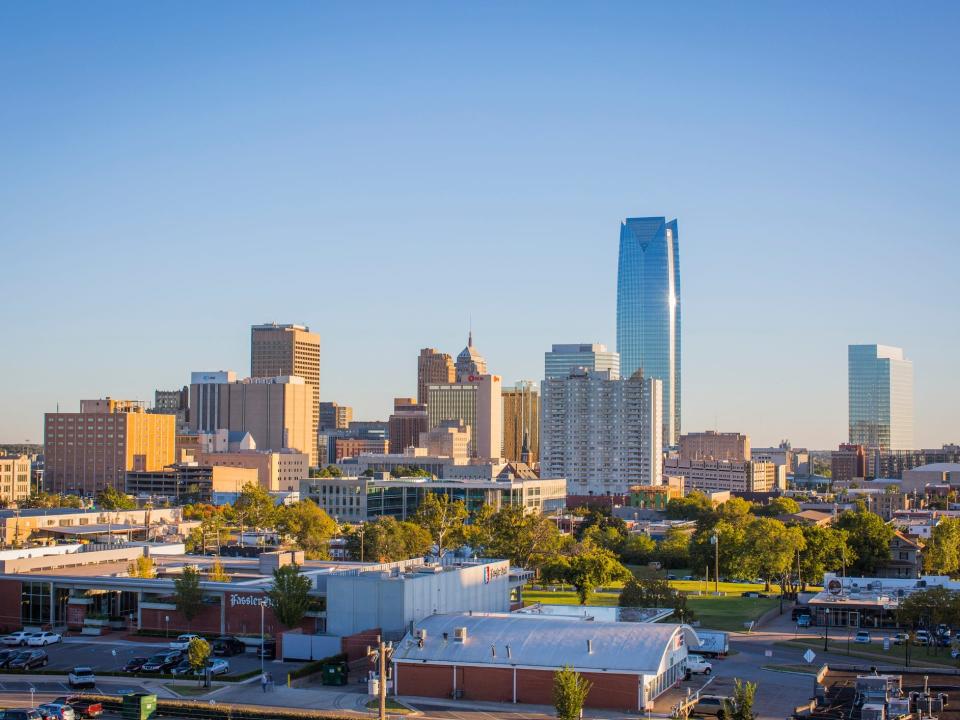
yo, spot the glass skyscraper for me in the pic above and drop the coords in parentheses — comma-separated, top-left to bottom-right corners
(849, 344, 914, 450)
(616, 217, 681, 447)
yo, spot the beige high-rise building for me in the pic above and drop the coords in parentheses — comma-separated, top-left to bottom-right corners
(679, 431, 751, 462)
(502, 381, 539, 464)
(417, 348, 455, 405)
(319, 402, 352, 431)
(420, 421, 471, 459)
(0, 454, 31, 503)
(45, 399, 176, 494)
(427, 374, 502, 461)
(251, 323, 320, 462)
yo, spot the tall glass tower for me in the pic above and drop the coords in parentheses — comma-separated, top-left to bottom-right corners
(616, 217, 681, 447)
(848, 344, 914, 450)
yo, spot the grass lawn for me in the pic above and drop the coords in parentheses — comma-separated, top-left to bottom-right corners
(686, 596, 778, 632)
(781, 637, 960, 669)
(523, 589, 620, 607)
(165, 683, 212, 697)
(366, 699, 414, 714)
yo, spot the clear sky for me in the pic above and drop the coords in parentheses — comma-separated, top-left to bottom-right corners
(1, 2, 957, 449)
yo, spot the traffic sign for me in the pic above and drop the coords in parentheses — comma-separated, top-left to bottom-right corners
(803, 648, 816, 664)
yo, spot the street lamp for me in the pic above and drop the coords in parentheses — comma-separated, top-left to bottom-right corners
(710, 533, 719, 595)
(260, 598, 265, 676)
(824, 609, 830, 652)
(164, 615, 169, 638)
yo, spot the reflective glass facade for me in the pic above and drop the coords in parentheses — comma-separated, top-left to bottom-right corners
(616, 217, 681, 446)
(849, 344, 914, 450)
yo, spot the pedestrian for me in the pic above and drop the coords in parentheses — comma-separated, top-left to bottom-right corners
(261, 671, 268, 693)
(267, 671, 274, 692)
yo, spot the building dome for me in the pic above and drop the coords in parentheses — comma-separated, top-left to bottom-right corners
(455, 331, 488, 380)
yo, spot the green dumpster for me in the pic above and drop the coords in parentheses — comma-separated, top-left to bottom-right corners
(122, 692, 157, 720)
(321, 661, 348, 686)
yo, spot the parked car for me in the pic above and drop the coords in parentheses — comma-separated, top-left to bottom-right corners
(693, 695, 734, 718)
(256, 640, 276, 660)
(682, 575, 695, 581)
(28, 631, 62, 647)
(936, 634, 952, 647)
(169, 633, 200, 651)
(36, 704, 74, 720)
(685, 654, 713, 676)
(0, 710, 43, 720)
(854, 630, 871, 644)
(212, 636, 246, 656)
(206, 658, 230, 676)
(142, 651, 182, 673)
(1, 631, 36, 647)
(937, 624, 951, 638)
(666, 574, 677, 580)
(121, 656, 148, 673)
(9, 649, 48, 670)
(0, 649, 20, 668)
(67, 666, 96, 689)
(893, 632, 910, 645)
(53, 697, 102, 720)
(797, 615, 811, 628)
(170, 660, 196, 676)
(791, 607, 811, 621)
(741, 591, 769, 598)
(915, 630, 932, 646)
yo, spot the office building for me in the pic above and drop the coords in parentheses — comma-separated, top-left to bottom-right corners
(152, 388, 189, 430)
(44, 399, 176, 494)
(420, 421, 470, 459)
(319, 402, 352, 431)
(616, 217, 681, 447)
(872, 446, 960, 480)
(502, 381, 539, 464)
(197, 450, 309, 493)
(0, 454, 31, 504)
(126, 463, 259, 503)
(849, 344, 914, 450)
(544, 343, 620, 380)
(427, 375, 502, 461)
(334, 437, 389, 462)
(454, 332, 488, 381)
(188, 376, 315, 466)
(188, 371, 237, 433)
(540, 368, 662, 496)
(417, 348, 456, 405)
(251, 323, 320, 461)
(831, 443, 869, 483)
(664, 459, 784, 493)
(679, 431, 750, 462)
(387, 398, 429, 454)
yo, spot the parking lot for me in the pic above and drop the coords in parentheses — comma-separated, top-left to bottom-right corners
(0, 639, 305, 680)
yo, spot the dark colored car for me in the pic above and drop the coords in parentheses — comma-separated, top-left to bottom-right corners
(212, 636, 246, 656)
(256, 640, 276, 659)
(9, 649, 48, 670)
(121, 656, 148, 673)
(693, 695, 734, 719)
(0, 649, 19, 668)
(141, 651, 181, 673)
(53, 697, 102, 720)
(0, 710, 43, 720)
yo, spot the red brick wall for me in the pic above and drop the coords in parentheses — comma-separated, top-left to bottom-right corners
(141, 604, 222, 635)
(65, 603, 87, 631)
(0, 580, 21, 633)
(395, 662, 640, 711)
(342, 628, 382, 664)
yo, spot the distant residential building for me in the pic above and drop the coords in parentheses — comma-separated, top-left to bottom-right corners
(541, 368, 662, 496)
(849, 344, 914, 450)
(417, 348, 456, 405)
(303, 473, 566, 522)
(679, 431, 750, 462)
(617, 217, 681, 446)
(0, 454, 31, 504)
(319, 402, 353, 431)
(197, 450, 308, 493)
(781, 509, 834, 527)
(44, 398, 176, 494)
(420, 421, 470, 459)
(664, 459, 783, 493)
(864, 490, 910, 521)
(334, 437, 390, 462)
(502, 381, 539, 464)
(876, 531, 923, 579)
(387, 398, 428, 454)
(188, 375, 316, 466)
(831, 443, 869, 483)
(544, 344, 620, 380)
(251, 323, 320, 461)
(126, 463, 258, 502)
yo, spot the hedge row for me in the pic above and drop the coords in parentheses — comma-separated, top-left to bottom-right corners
(288, 653, 347, 681)
(85, 694, 351, 720)
(0, 667, 261, 682)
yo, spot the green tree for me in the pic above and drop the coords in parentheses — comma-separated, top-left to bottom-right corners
(898, 586, 960, 629)
(233, 482, 277, 543)
(619, 576, 695, 622)
(187, 636, 211, 675)
(173, 566, 203, 628)
(95, 486, 137, 511)
(799, 526, 853, 590)
(349, 517, 432, 562)
(553, 665, 592, 720)
(924, 517, 960, 575)
(412, 493, 468, 558)
(127, 555, 156, 578)
(755, 497, 800, 517)
(472, 505, 563, 571)
(277, 500, 338, 559)
(268, 563, 312, 628)
(208, 559, 231, 582)
(562, 541, 631, 605)
(689, 519, 747, 580)
(725, 679, 757, 720)
(665, 492, 714, 521)
(741, 517, 805, 591)
(836, 509, 894, 575)
(657, 527, 692, 569)
(620, 533, 657, 565)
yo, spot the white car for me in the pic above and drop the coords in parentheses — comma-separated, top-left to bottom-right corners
(68, 665, 97, 688)
(854, 630, 871, 645)
(685, 654, 713, 675)
(2, 631, 36, 646)
(207, 658, 230, 676)
(28, 631, 62, 646)
(169, 633, 200, 650)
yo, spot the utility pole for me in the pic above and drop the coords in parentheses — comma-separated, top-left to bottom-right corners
(711, 533, 719, 594)
(368, 638, 394, 720)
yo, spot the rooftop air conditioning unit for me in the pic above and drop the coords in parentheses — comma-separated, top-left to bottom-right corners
(415, 628, 427, 641)
(454, 627, 468, 643)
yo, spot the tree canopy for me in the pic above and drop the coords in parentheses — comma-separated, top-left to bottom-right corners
(95, 486, 137, 511)
(268, 563, 313, 628)
(836, 509, 894, 575)
(276, 500, 338, 559)
(411, 493, 468, 558)
(174, 565, 203, 626)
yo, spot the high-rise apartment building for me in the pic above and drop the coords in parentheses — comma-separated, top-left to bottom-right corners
(0, 454, 31, 503)
(541, 369, 662, 496)
(679, 431, 751, 462)
(616, 217, 681, 447)
(251, 323, 320, 461)
(417, 348, 455, 405)
(848, 344, 914, 450)
(188, 376, 316, 465)
(44, 398, 176, 494)
(502, 382, 539, 464)
(319, 402, 353, 431)
(544, 344, 620, 381)
(388, 398, 429, 454)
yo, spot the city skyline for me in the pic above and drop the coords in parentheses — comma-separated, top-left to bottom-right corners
(1, 4, 958, 449)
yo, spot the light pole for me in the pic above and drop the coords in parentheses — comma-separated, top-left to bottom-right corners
(260, 598, 265, 676)
(823, 609, 830, 652)
(710, 533, 719, 595)
(164, 615, 169, 638)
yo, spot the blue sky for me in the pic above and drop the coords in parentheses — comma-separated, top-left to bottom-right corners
(1, 2, 957, 448)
